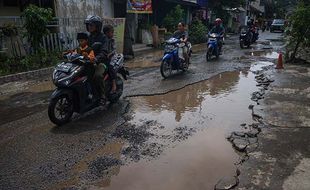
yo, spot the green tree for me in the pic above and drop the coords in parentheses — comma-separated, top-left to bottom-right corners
(162, 5, 185, 32)
(265, 0, 298, 18)
(208, 0, 245, 25)
(21, 4, 53, 51)
(287, 2, 310, 61)
(189, 20, 208, 44)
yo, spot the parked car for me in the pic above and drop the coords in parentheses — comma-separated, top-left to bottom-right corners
(270, 19, 285, 33)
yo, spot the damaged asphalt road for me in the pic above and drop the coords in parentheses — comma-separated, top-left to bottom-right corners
(2, 32, 306, 190)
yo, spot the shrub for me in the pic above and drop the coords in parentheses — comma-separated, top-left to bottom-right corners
(189, 20, 208, 44)
(162, 5, 185, 32)
(21, 4, 53, 52)
(0, 49, 59, 76)
(286, 2, 310, 61)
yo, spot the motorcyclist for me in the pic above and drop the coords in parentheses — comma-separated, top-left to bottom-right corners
(84, 15, 106, 99)
(173, 22, 189, 64)
(210, 18, 225, 53)
(247, 18, 258, 42)
(102, 24, 117, 93)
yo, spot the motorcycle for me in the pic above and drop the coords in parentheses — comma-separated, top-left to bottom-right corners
(206, 33, 222, 61)
(48, 46, 129, 126)
(240, 26, 259, 49)
(160, 37, 192, 78)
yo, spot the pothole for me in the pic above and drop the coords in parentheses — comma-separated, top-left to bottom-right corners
(98, 61, 275, 190)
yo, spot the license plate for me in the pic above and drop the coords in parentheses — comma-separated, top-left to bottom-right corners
(56, 63, 72, 73)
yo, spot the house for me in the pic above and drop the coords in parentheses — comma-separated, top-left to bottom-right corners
(153, 0, 199, 27)
(249, 0, 265, 20)
(0, 0, 55, 26)
(0, 0, 201, 56)
(0, 0, 117, 33)
(0, 0, 124, 54)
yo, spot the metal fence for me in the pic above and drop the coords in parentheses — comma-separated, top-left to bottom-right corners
(0, 16, 84, 55)
(41, 32, 78, 52)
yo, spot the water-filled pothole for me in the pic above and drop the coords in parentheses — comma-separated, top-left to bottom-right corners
(100, 62, 274, 190)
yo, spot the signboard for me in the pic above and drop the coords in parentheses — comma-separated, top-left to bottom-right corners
(102, 18, 126, 53)
(127, 0, 153, 14)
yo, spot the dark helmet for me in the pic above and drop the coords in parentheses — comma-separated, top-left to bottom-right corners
(84, 15, 103, 32)
(247, 18, 254, 26)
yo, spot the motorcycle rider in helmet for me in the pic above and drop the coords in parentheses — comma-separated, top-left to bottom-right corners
(210, 18, 225, 54)
(84, 15, 115, 100)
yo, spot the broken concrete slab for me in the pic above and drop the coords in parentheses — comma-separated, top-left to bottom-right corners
(215, 176, 239, 190)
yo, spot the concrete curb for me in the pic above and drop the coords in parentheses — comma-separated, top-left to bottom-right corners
(0, 67, 53, 85)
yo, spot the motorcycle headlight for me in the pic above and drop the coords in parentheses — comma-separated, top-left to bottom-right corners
(165, 44, 175, 52)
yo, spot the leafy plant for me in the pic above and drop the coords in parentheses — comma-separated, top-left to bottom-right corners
(189, 20, 208, 44)
(162, 5, 185, 32)
(0, 49, 59, 76)
(21, 4, 53, 51)
(286, 2, 310, 61)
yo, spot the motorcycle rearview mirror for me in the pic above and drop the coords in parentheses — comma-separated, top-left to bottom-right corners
(92, 42, 102, 51)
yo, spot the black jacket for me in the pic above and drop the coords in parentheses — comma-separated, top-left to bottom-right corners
(88, 32, 107, 63)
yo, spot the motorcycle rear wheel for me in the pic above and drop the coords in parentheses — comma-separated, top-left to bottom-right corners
(106, 76, 123, 103)
(48, 95, 74, 126)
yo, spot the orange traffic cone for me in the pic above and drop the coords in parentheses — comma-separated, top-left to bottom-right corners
(276, 52, 284, 69)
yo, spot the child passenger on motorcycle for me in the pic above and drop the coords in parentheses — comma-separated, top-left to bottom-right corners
(102, 25, 117, 93)
(74, 32, 95, 62)
(74, 32, 96, 99)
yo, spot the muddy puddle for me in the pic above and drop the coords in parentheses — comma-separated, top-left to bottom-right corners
(92, 61, 274, 190)
(0, 80, 54, 125)
(245, 50, 279, 59)
(0, 80, 54, 100)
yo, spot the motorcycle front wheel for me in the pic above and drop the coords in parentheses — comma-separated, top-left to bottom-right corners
(206, 47, 212, 61)
(240, 40, 245, 49)
(160, 60, 172, 78)
(216, 48, 220, 59)
(48, 95, 74, 126)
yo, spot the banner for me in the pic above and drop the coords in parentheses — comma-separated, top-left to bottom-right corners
(102, 18, 126, 53)
(127, 0, 153, 14)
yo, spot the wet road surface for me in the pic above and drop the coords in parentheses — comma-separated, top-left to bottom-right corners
(0, 32, 285, 189)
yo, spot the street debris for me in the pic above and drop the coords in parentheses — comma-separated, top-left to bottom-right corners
(215, 176, 239, 190)
(88, 156, 122, 179)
